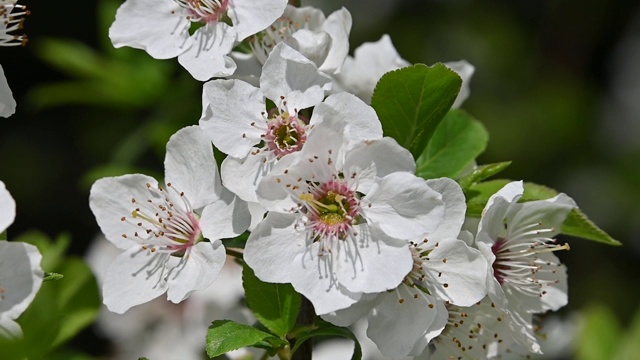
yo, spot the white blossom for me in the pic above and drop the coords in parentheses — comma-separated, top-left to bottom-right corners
(109, 0, 288, 81)
(332, 34, 475, 107)
(234, 4, 352, 78)
(245, 116, 444, 315)
(89, 126, 250, 313)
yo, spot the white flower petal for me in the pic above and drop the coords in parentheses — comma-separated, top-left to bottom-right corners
(321, 293, 380, 327)
(200, 188, 250, 241)
(344, 137, 414, 183)
(506, 193, 576, 238)
(0, 241, 43, 321)
(367, 289, 442, 357)
(221, 151, 270, 203)
(109, 0, 189, 59)
(89, 174, 160, 250)
(424, 177, 467, 240)
(363, 172, 444, 240)
(477, 180, 524, 244)
(423, 238, 488, 307)
(336, 226, 412, 294)
(102, 246, 170, 314)
(333, 34, 409, 103)
(229, 0, 288, 41)
(445, 60, 475, 109)
(285, 29, 332, 70)
(243, 212, 305, 284)
(164, 126, 221, 210)
(177, 23, 237, 81)
(244, 212, 360, 314)
(317, 8, 352, 73)
(166, 240, 226, 303)
(199, 79, 266, 158)
(0, 180, 16, 233)
(311, 92, 383, 144)
(0, 315, 22, 339)
(0, 65, 16, 118)
(260, 42, 332, 111)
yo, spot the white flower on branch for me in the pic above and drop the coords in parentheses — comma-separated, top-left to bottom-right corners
(89, 126, 250, 313)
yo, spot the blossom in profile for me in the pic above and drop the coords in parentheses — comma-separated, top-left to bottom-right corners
(89, 126, 250, 313)
(332, 34, 475, 106)
(245, 116, 445, 315)
(471, 180, 576, 353)
(234, 4, 352, 78)
(109, 0, 288, 81)
(0, 180, 44, 338)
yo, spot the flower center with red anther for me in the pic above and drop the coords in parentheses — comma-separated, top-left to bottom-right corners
(299, 179, 360, 242)
(120, 182, 202, 256)
(174, 0, 229, 24)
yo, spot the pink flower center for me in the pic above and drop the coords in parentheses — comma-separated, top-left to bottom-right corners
(175, 0, 229, 24)
(263, 111, 307, 158)
(300, 179, 360, 241)
(121, 182, 202, 256)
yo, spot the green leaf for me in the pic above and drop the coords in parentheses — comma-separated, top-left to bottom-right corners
(563, 209, 621, 246)
(291, 320, 362, 360)
(371, 63, 462, 159)
(576, 304, 622, 360)
(51, 257, 101, 347)
(465, 180, 620, 245)
(0, 230, 6, 240)
(457, 162, 512, 190)
(243, 263, 301, 338)
(206, 320, 286, 358)
(415, 109, 489, 179)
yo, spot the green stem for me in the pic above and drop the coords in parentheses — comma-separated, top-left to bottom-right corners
(291, 296, 315, 360)
(225, 248, 244, 260)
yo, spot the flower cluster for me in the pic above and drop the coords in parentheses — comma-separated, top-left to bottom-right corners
(87, 1, 583, 359)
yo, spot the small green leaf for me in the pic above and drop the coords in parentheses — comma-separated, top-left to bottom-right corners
(206, 320, 286, 358)
(0, 230, 6, 240)
(43, 272, 64, 282)
(291, 320, 362, 360)
(457, 162, 512, 190)
(243, 263, 301, 338)
(371, 63, 462, 159)
(563, 209, 621, 246)
(415, 109, 489, 179)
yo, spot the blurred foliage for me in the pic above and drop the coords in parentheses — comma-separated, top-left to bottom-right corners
(576, 304, 640, 360)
